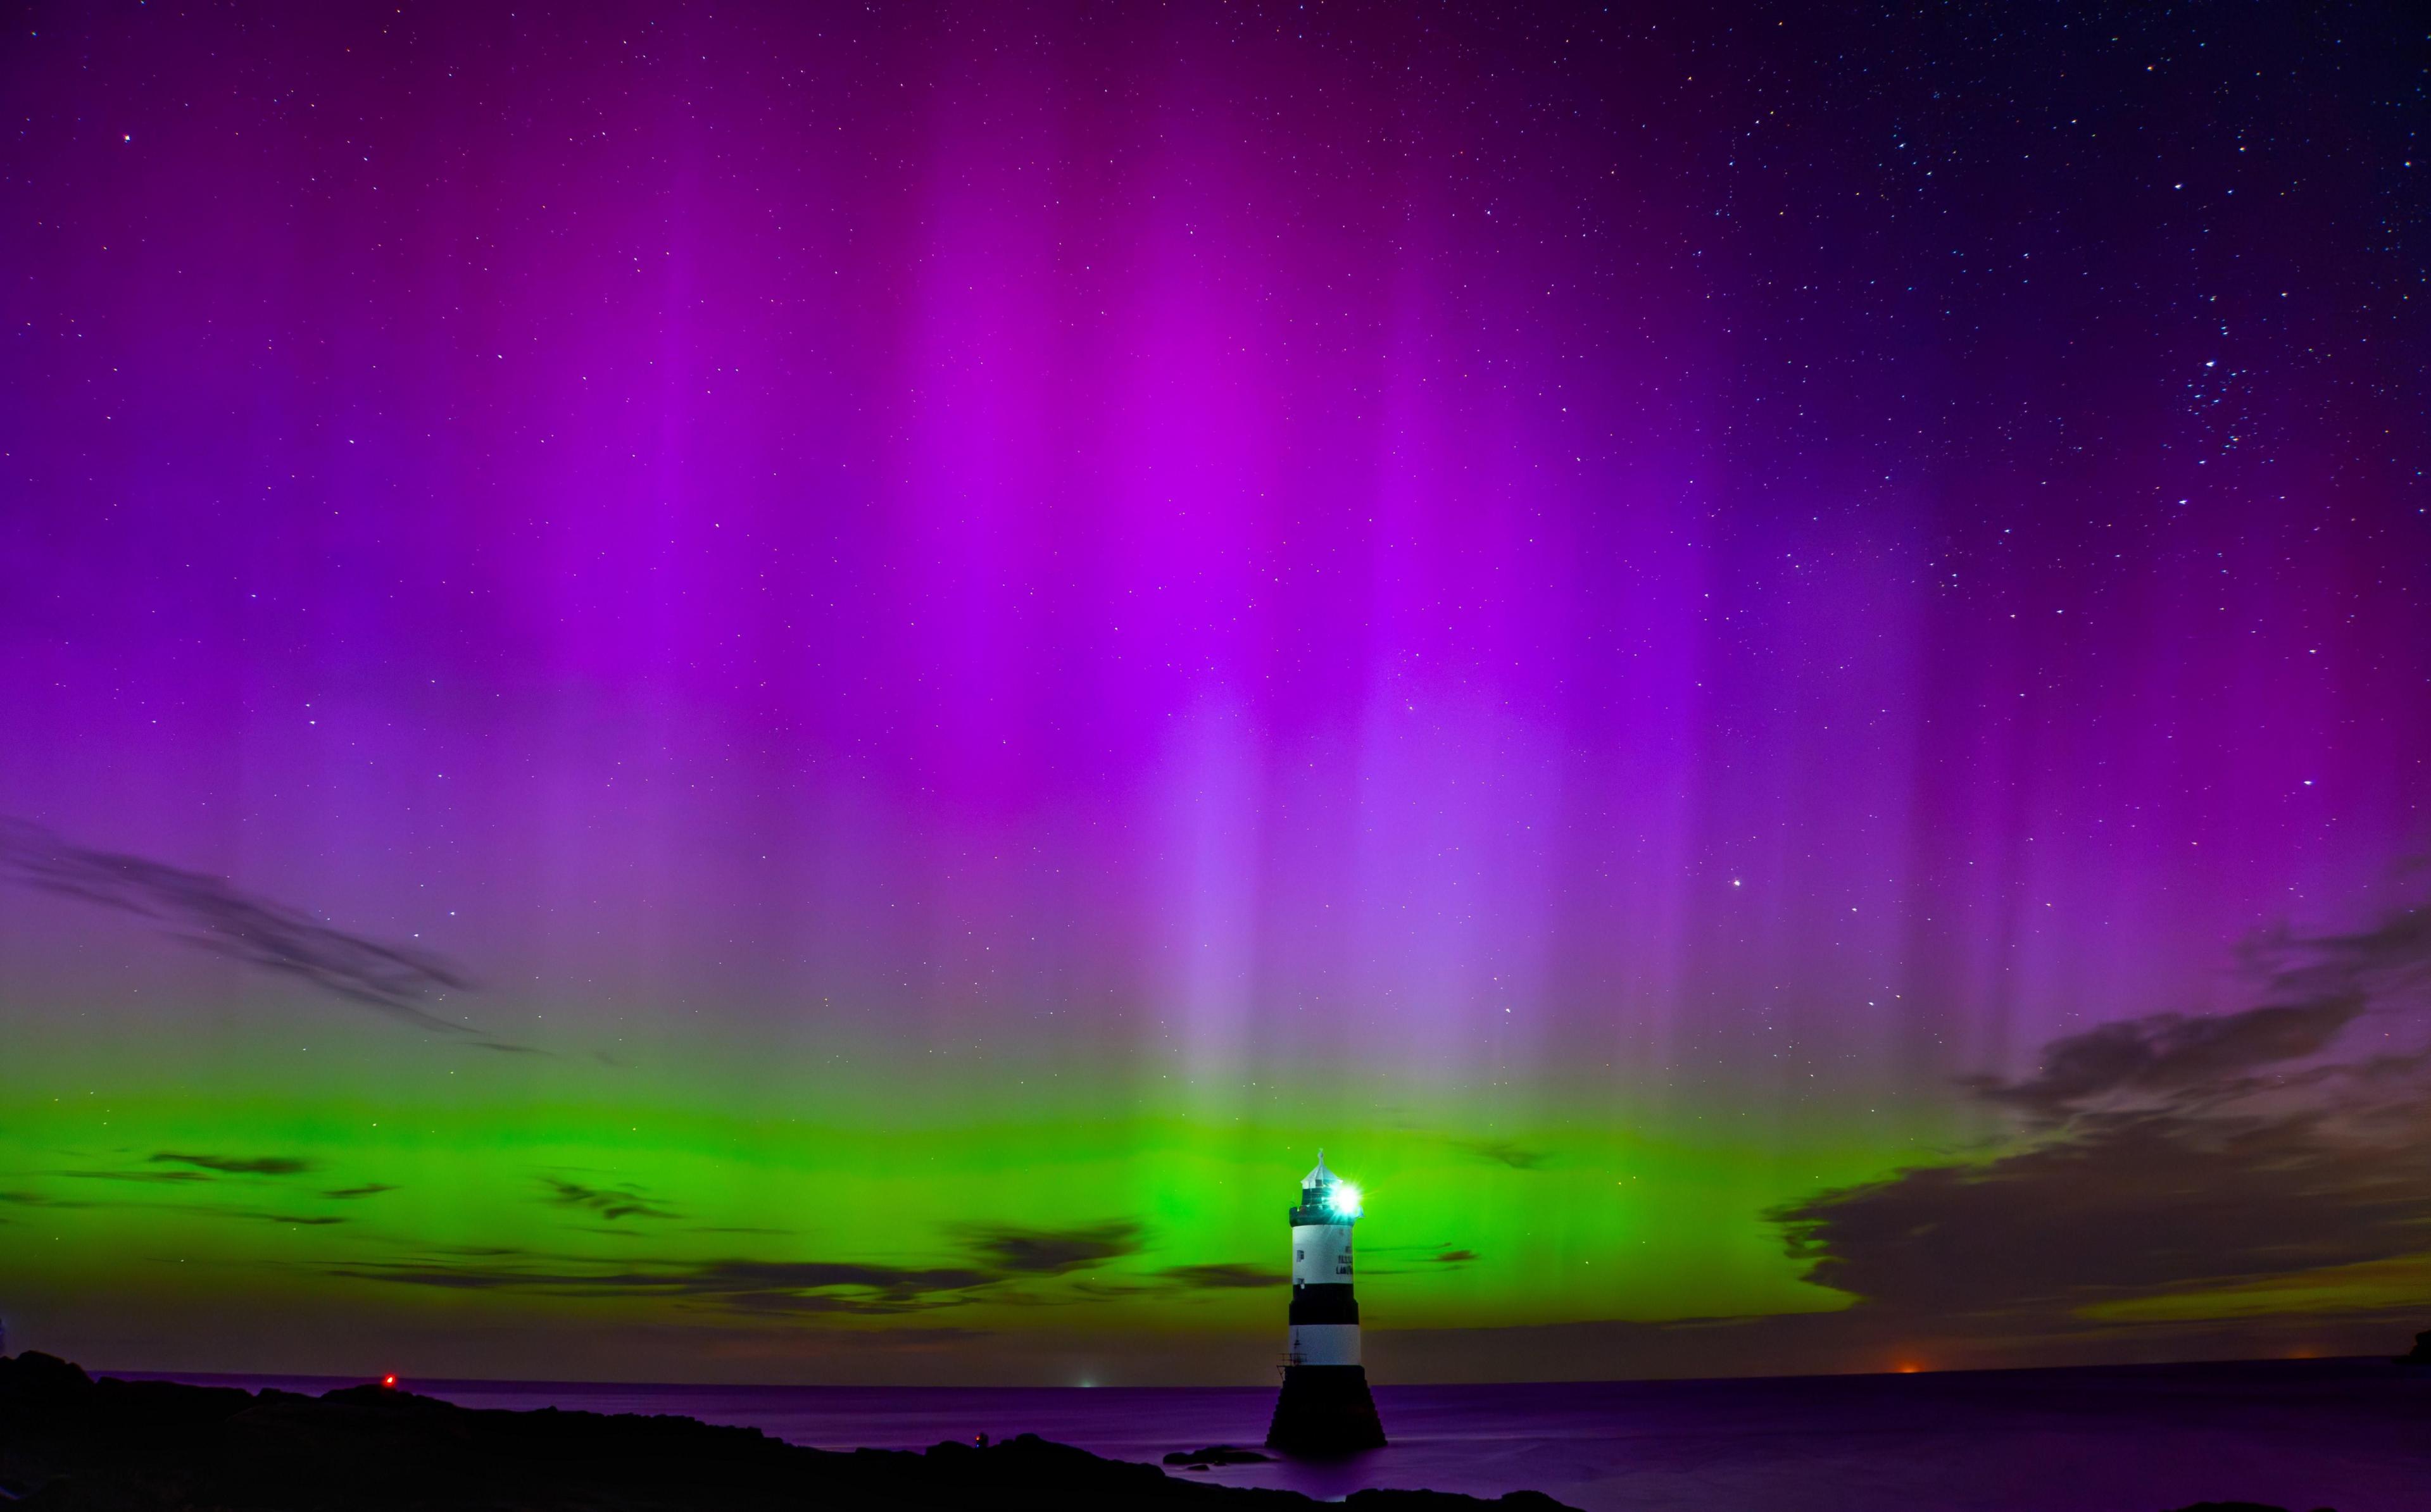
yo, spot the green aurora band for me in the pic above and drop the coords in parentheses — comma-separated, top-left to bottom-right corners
(3, 1012, 1932, 1382)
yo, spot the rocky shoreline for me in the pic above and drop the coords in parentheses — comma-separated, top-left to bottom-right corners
(0, 1353, 1574, 1511)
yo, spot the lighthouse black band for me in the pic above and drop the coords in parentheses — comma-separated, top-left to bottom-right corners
(1288, 1284, 1359, 1325)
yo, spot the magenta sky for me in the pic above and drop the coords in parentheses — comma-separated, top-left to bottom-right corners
(3, 3, 2428, 1384)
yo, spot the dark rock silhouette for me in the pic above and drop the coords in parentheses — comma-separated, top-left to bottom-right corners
(2392, 1329, 2431, 1365)
(1266, 1363, 1388, 1454)
(0, 1353, 1574, 1511)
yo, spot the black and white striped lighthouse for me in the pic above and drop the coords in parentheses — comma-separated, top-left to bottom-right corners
(1264, 1151, 1388, 1453)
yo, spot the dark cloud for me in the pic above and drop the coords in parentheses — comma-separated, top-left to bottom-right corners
(331, 1223, 1170, 1322)
(1957, 909, 2431, 1128)
(543, 1177, 679, 1222)
(1772, 1110, 2431, 1320)
(1155, 1263, 1286, 1290)
(330, 1254, 1001, 1316)
(335, 1264, 524, 1291)
(61, 1169, 211, 1184)
(1452, 1138, 1548, 1170)
(6, 1179, 359, 1232)
(2243, 904, 2431, 997)
(1751, 897, 2431, 1359)
(684, 1259, 999, 1313)
(50, 1154, 317, 1192)
(152, 1153, 314, 1176)
(322, 1184, 395, 1199)
(0, 818, 477, 1034)
(1348, 1241, 1480, 1277)
(957, 1221, 1144, 1275)
(0, 1190, 95, 1209)
(1964, 1000, 2366, 1123)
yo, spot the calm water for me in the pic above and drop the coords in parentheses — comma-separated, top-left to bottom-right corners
(120, 1359, 2431, 1511)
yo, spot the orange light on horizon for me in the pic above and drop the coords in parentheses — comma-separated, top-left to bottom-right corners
(1895, 1363, 1924, 1374)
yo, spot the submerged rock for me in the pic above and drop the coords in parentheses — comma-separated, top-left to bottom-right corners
(0, 1353, 1577, 1511)
(1164, 1444, 1274, 1467)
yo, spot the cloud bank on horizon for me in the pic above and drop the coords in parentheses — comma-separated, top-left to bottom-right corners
(1, 1, 2427, 1382)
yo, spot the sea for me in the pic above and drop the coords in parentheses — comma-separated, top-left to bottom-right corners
(117, 1358, 2431, 1512)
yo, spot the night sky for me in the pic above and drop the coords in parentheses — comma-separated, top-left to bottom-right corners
(3, 1, 2427, 1385)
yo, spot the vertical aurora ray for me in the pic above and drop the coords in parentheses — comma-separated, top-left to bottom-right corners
(2, 3, 2427, 1382)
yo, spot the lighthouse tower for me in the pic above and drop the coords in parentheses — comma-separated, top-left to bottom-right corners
(1264, 1151, 1388, 1453)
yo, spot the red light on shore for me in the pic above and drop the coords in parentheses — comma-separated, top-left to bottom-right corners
(381, 1373, 398, 1389)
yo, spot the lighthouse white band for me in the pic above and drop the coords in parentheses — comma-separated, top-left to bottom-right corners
(1288, 1323, 1360, 1366)
(1290, 1223, 1353, 1285)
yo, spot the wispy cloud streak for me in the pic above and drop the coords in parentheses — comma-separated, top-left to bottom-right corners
(330, 1253, 1001, 1316)
(1, 818, 484, 1037)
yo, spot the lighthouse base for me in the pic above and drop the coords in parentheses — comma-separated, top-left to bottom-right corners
(1264, 1364, 1387, 1454)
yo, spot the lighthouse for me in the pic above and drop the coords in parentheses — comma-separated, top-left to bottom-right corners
(1264, 1151, 1388, 1453)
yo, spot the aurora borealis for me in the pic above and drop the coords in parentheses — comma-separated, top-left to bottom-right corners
(3, 2, 2428, 1385)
